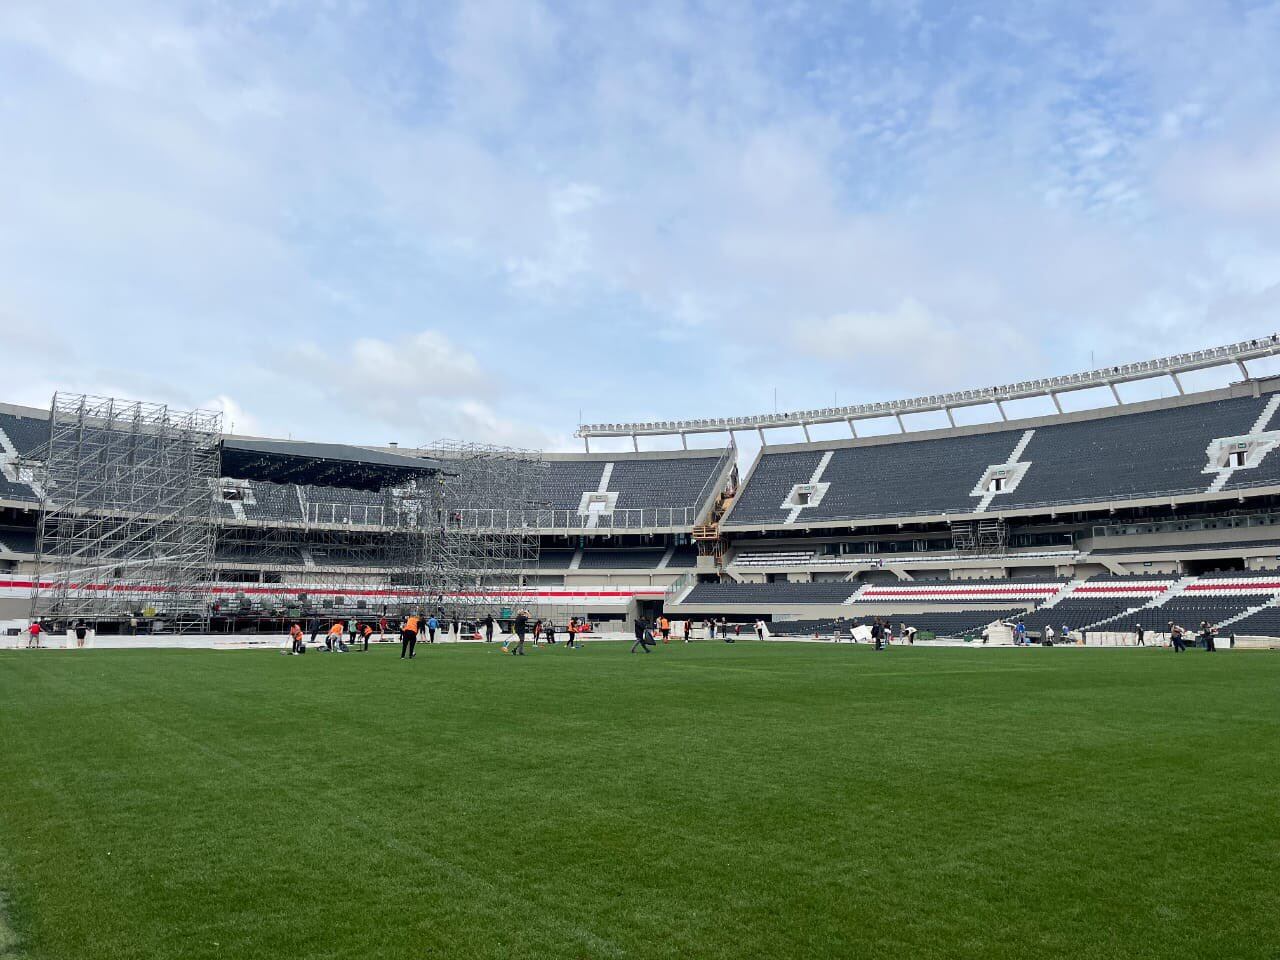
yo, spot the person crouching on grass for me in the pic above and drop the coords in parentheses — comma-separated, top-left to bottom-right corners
(361, 622, 374, 651)
(288, 622, 304, 655)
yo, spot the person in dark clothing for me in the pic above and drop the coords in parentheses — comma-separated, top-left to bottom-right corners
(310, 618, 320, 644)
(511, 611, 529, 655)
(1135, 624, 1145, 647)
(631, 620, 655, 654)
(1199, 621, 1216, 652)
(484, 614, 495, 642)
(872, 620, 885, 651)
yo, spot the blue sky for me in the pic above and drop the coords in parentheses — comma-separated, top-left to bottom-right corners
(2, 1, 1280, 453)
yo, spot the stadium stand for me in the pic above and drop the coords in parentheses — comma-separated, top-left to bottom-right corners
(0, 410, 49, 455)
(683, 581, 859, 605)
(537, 550, 575, 570)
(770, 609, 1018, 638)
(0, 527, 37, 555)
(851, 578, 1067, 604)
(1087, 538, 1280, 556)
(667, 545, 698, 568)
(1221, 604, 1280, 636)
(0, 477, 37, 502)
(578, 549, 667, 570)
(725, 391, 1280, 528)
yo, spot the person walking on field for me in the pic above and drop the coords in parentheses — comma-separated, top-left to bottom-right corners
(1135, 624, 1145, 647)
(347, 617, 358, 648)
(510, 610, 529, 656)
(400, 614, 421, 659)
(1169, 621, 1186, 652)
(484, 614, 495, 642)
(658, 615, 671, 644)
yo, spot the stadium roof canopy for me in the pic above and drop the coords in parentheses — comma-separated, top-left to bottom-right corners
(219, 437, 441, 490)
(576, 334, 1280, 449)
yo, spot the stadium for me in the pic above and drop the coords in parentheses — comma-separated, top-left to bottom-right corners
(3, 339, 1280, 958)
(8, 337, 1280, 646)
(5, 5, 1280, 958)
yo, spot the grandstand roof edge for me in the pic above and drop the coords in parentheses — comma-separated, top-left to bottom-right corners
(576, 334, 1280, 438)
(730, 375, 1280, 457)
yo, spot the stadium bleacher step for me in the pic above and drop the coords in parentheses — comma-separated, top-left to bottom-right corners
(1037, 579, 1085, 610)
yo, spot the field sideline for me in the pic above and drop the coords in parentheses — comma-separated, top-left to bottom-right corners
(1, 642, 1277, 959)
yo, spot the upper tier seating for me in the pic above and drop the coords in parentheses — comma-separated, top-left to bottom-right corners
(683, 581, 859, 605)
(726, 393, 1280, 527)
(607, 457, 722, 513)
(0, 411, 49, 455)
(539, 461, 608, 510)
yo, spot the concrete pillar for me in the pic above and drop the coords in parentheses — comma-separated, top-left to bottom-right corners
(995, 400, 1008, 421)
(1049, 392, 1063, 414)
(1170, 372, 1185, 395)
(894, 413, 906, 433)
(1109, 382, 1123, 405)
(945, 407, 956, 427)
(847, 419, 858, 438)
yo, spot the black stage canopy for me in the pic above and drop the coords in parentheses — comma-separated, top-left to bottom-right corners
(219, 437, 442, 491)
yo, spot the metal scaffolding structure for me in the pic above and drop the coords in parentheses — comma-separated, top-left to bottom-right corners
(30, 393, 223, 632)
(403, 440, 547, 621)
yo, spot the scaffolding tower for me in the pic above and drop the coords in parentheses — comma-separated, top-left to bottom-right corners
(30, 393, 223, 632)
(399, 440, 547, 621)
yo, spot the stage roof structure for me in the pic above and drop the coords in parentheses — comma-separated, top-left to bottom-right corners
(219, 437, 442, 490)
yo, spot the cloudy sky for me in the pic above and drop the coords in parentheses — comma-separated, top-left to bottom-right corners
(2, 1, 1280, 454)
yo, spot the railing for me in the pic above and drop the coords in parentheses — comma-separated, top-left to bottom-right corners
(449, 507, 698, 532)
(1092, 510, 1280, 538)
(305, 502, 386, 526)
(664, 572, 697, 605)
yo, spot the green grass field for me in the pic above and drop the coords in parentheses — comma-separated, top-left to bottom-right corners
(1, 641, 1277, 959)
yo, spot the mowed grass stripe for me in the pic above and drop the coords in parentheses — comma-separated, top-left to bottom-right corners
(1, 643, 1278, 959)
